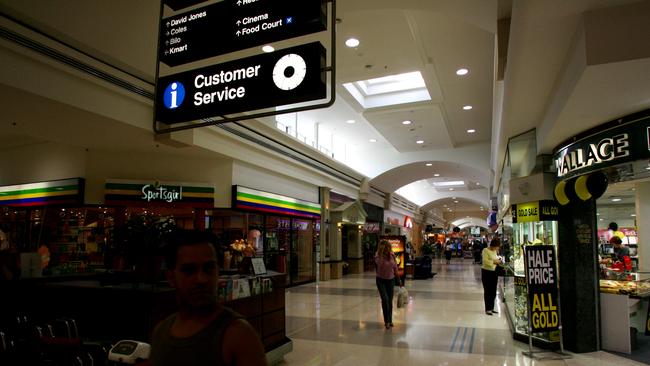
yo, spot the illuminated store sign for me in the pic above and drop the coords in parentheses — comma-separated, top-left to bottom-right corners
(511, 200, 559, 223)
(553, 113, 650, 180)
(159, 0, 326, 67)
(233, 185, 321, 219)
(105, 180, 214, 208)
(0, 178, 84, 207)
(155, 42, 326, 124)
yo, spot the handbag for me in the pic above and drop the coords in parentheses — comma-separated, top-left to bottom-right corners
(396, 286, 409, 308)
(494, 265, 506, 276)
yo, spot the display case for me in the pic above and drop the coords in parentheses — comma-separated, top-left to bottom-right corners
(600, 275, 650, 297)
(504, 200, 560, 344)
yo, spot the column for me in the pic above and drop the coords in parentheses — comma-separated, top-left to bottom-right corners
(319, 187, 331, 281)
(635, 181, 650, 271)
(347, 225, 364, 274)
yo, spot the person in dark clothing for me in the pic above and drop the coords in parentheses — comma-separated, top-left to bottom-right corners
(472, 240, 482, 264)
(150, 231, 267, 366)
(481, 238, 502, 315)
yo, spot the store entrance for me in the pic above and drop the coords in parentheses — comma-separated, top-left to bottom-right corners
(264, 216, 316, 286)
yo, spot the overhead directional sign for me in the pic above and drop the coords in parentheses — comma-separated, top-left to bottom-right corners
(159, 0, 327, 67)
(155, 42, 326, 124)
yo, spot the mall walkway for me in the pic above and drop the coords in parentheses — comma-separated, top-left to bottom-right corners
(280, 258, 644, 366)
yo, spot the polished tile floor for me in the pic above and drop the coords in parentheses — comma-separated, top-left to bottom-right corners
(279, 258, 645, 366)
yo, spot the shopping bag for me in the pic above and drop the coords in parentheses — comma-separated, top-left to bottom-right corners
(396, 286, 409, 308)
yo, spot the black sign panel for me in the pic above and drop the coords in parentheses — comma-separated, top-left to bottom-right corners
(164, 0, 207, 11)
(524, 245, 560, 332)
(553, 114, 650, 180)
(160, 0, 326, 67)
(156, 42, 326, 124)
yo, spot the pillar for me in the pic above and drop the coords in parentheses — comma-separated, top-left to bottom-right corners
(319, 187, 331, 281)
(347, 225, 364, 274)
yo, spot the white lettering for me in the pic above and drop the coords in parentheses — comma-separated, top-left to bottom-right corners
(194, 86, 246, 106)
(556, 134, 630, 177)
(141, 185, 183, 203)
(194, 65, 261, 89)
(262, 19, 283, 30)
(242, 13, 269, 25)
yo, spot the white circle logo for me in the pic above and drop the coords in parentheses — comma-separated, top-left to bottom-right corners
(272, 53, 307, 91)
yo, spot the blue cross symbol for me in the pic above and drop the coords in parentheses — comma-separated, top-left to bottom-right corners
(286, 16, 293, 24)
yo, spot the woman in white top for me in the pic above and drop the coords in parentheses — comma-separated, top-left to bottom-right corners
(481, 238, 502, 315)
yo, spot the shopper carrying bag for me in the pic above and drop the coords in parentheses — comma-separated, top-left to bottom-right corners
(396, 286, 409, 308)
(375, 240, 403, 329)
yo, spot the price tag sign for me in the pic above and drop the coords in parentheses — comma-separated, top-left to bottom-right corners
(251, 257, 267, 275)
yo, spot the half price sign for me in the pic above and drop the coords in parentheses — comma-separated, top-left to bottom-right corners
(524, 245, 560, 332)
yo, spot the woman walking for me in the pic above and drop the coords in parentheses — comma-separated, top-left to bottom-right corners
(375, 240, 402, 329)
(481, 238, 502, 315)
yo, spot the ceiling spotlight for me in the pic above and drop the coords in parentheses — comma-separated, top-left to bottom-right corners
(600, 218, 604, 221)
(463, 105, 473, 110)
(476, 182, 480, 185)
(454, 201, 459, 203)
(611, 198, 622, 202)
(426, 163, 433, 166)
(369, 138, 377, 143)
(449, 188, 455, 191)
(345, 38, 360, 47)
(452, 197, 456, 199)
(434, 173, 440, 177)
(456, 68, 469, 76)
(262, 45, 275, 53)
(631, 214, 636, 217)
(402, 120, 412, 125)
(346, 119, 356, 124)
(597, 213, 600, 216)
(416, 140, 424, 144)
(467, 129, 476, 133)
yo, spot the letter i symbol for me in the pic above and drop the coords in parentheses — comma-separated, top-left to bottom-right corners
(170, 82, 178, 108)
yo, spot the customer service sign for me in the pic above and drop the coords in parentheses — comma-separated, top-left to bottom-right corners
(524, 245, 560, 332)
(155, 42, 326, 124)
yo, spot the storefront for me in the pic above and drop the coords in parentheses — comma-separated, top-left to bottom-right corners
(552, 109, 650, 354)
(362, 202, 383, 271)
(503, 200, 560, 347)
(230, 185, 320, 286)
(330, 200, 367, 275)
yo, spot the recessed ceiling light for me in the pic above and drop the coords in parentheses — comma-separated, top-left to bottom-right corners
(454, 201, 459, 203)
(449, 188, 454, 191)
(416, 140, 424, 144)
(456, 68, 469, 76)
(369, 138, 377, 143)
(611, 198, 622, 202)
(599, 218, 604, 221)
(597, 213, 600, 216)
(434, 173, 440, 177)
(467, 129, 476, 133)
(443, 204, 447, 207)
(452, 197, 456, 199)
(631, 214, 636, 217)
(476, 182, 480, 185)
(262, 45, 275, 53)
(346, 119, 356, 124)
(426, 163, 433, 167)
(402, 120, 412, 125)
(345, 38, 360, 47)
(463, 105, 473, 110)
(646, 166, 650, 170)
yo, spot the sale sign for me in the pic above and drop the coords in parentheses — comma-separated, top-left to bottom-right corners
(524, 245, 560, 332)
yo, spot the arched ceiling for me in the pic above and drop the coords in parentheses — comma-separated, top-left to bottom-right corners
(452, 217, 489, 229)
(370, 160, 489, 193)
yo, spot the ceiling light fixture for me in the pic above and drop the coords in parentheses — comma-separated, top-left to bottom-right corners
(463, 105, 473, 110)
(416, 140, 424, 144)
(402, 120, 412, 125)
(262, 45, 275, 53)
(476, 182, 480, 185)
(433, 181, 465, 187)
(449, 188, 454, 191)
(611, 198, 622, 202)
(426, 163, 433, 167)
(346, 119, 356, 124)
(345, 38, 360, 48)
(434, 173, 440, 177)
(467, 129, 476, 133)
(369, 138, 377, 143)
(631, 214, 636, 217)
(456, 68, 469, 76)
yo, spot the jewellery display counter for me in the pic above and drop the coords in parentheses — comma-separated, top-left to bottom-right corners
(503, 200, 560, 346)
(599, 273, 650, 354)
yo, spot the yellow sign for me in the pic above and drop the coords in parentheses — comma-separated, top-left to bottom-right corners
(515, 202, 540, 223)
(531, 293, 559, 329)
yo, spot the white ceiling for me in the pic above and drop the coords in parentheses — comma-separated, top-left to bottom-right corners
(1, 0, 649, 227)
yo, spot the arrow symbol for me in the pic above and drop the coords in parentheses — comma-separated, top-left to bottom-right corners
(164, 50, 169, 55)
(166, 21, 170, 27)
(236, 20, 241, 26)
(286, 16, 293, 24)
(236, 30, 241, 36)
(166, 31, 170, 36)
(237, 0, 241, 5)
(165, 40, 169, 45)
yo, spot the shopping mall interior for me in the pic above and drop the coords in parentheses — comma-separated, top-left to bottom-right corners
(1, 0, 650, 365)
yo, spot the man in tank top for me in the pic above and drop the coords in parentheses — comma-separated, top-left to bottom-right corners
(150, 231, 267, 366)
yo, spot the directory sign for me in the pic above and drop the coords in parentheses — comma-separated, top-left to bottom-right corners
(160, 0, 327, 66)
(155, 42, 326, 124)
(524, 245, 560, 332)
